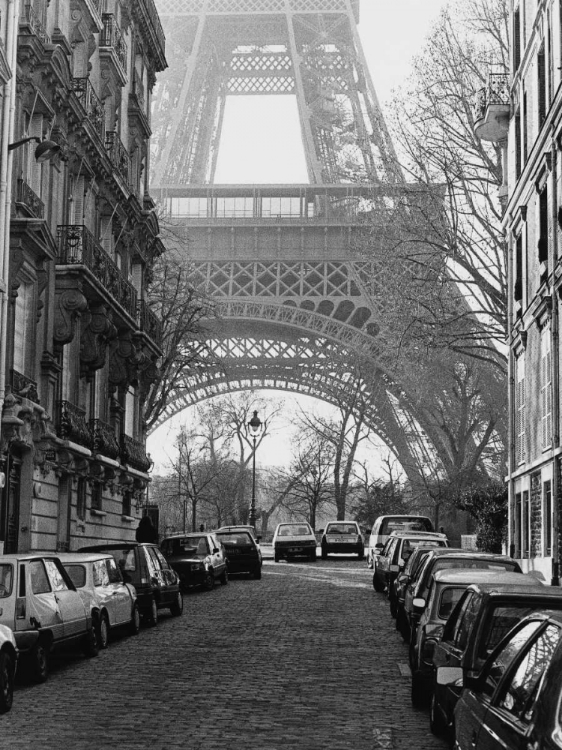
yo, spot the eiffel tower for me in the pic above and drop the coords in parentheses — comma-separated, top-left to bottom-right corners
(150, 0, 431, 487)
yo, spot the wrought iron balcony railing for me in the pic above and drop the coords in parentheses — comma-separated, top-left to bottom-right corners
(138, 300, 162, 348)
(105, 131, 131, 187)
(121, 434, 152, 472)
(90, 418, 121, 460)
(57, 400, 93, 449)
(15, 179, 44, 219)
(72, 77, 105, 142)
(57, 225, 138, 319)
(20, 4, 50, 44)
(10, 369, 39, 403)
(100, 14, 128, 73)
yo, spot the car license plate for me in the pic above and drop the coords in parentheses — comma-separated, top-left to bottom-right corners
(290, 547, 302, 553)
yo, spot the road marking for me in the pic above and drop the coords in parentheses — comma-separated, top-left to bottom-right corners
(264, 569, 372, 589)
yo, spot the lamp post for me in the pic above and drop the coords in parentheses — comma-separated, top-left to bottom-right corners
(247, 410, 262, 530)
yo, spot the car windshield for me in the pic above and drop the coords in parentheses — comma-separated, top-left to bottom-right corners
(382, 517, 433, 534)
(63, 564, 86, 589)
(326, 524, 357, 535)
(0, 564, 13, 598)
(277, 524, 311, 537)
(438, 587, 466, 619)
(216, 532, 253, 545)
(181, 537, 208, 555)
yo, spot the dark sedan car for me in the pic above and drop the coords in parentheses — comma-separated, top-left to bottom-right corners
(454, 609, 562, 750)
(404, 551, 522, 643)
(394, 546, 447, 633)
(216, 530, 262, 579)
(431, 576, 562, 740)
(160, 533, 228, 591)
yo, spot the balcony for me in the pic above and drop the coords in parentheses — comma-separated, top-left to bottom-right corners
(138, 300, 163, 350)
(90, 418, 120, 460)
(15, 179, 44, 219)
(57, 225, 138, 319)
(121, 434, 152, 472)
(72, 77, 105, 143)
(10, 369, 39, 403)
(105, 131, 131, 188)
(474, 72, 510, 142)
(19, 4, 50, 44)
(58, 401, 93, 449)
(100, 14, 128, 82)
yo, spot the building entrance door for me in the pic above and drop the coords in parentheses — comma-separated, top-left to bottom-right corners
(1, 454, 21, 553)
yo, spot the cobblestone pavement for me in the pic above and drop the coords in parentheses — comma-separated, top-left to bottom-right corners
(2, 558, 448, 750)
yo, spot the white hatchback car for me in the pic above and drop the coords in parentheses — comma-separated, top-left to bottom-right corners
(59, 553, 140, 649)
(0, 624, 17, 713)
(272, 522, 317, 562)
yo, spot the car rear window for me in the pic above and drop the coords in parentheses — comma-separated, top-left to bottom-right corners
(217, 532, 253, 545)
(107, 549, 137, 573)
(438, 587, 466, 619)
(64, 564, 86, 589)
(402, 539, 446, 554)
(277, 524, 312, 536)
(382, 517, 433, 534)
(326, 524, 358, 535)
(433, 559, 519, 575)
(0, 564, 13, 598)
(480, 605, 554, 657)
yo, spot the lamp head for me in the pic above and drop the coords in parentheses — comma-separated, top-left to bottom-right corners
(34, 139, 61, 162)
(248, 410, 262, 437)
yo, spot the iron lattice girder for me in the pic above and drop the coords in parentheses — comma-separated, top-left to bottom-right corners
(151, 0, 401, 184)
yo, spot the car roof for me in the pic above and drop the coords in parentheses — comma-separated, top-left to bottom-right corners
(389, 530, 447, 539)
(0, 553, 67, 561)
(326, 520, 359, 525)
(433, 570, 527, 585)
(79, 542, 156, 550)
(466, 579, 562, 597)
(217, 526, 254, 531)
(162, 533, 209, 539)
(428, 549, 509, 560)
(56, 552, 116, 563)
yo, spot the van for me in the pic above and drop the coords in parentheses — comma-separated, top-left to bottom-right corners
(367, 515, 433, 568)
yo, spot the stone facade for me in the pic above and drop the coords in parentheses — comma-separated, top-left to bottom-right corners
(0, 0, 166, 552)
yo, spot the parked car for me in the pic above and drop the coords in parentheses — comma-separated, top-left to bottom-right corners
(80, 543, 183, 625)
(216, 530, 262, 579)
(403, 551, 522, 643)
(0, 624, 17, 713)
(0, 553, 97, 683)
(454, 609, 562, 750)
(320, 521, 364, 559)
(59, 552, 140, 648)
(409, 570, 525, 708)
(367, 515, 434, 568)
(217, 525, 263, 564)
(160, 532, 228, 591)
(394, 546, 449, 631)
(431, 576, 562, 740)
(372, 530, 448, 596)
(272, 522, 317, 562)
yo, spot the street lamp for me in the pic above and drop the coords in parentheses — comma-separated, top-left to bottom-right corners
(247, 410, 262, 529)
(8, 136, 61, 162)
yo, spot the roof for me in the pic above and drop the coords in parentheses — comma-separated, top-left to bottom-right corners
(389, 530, 447, 539)
(429, 550, 514, 561)
(433, 570, 528, 585)
(54, 552, 115, 563)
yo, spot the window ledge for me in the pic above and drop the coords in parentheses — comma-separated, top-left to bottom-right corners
(90, 508, 107, 518)
(121, 515, 136, 523)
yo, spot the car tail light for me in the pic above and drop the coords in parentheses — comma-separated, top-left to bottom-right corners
(16, 597, 26, 619)
(140, 577, 148, 585)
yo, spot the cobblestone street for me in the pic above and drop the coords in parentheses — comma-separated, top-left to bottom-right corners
(2, 559, 448, 750)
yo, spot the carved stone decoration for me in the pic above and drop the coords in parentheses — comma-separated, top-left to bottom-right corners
(53, 286, 88, 351)
(108, 332, 143, 390)
(80, 304, 118, 376)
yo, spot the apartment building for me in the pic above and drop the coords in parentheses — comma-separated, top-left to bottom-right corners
(0, 0, 166, 552)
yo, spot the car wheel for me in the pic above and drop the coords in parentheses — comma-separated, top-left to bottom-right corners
(397, 609, 410, 642)
(358, 548, 365, 560)
(429, 691, 447, 737)
(321, 546, 328, 560)
(253, 566, 262, 580)
(310, 550, 317, 562)
(82, 625, 99, 658)
(146, 597, 158, 627)
(203, 571, 214, 591)
(0, 650, 15, 713)
(129, 604, 141, 635)
(97, 612, 110, 650)
(220, 568, 228, 585)
(170, 591, 184, 617)
(411, 672, 429, 709)
(274, 552, 280, 563)
(372, 572, 384, 592)
(389, 595, 397, 619)
(29, 638, 49, 683)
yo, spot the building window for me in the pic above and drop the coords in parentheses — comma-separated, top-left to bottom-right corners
(513, 7, 521, 71)
(541, 328, 552, 450)
(76, 477, 87, 521)
(543, 479, 552, 556)
(125, 386, 136, 437)
(515, 355, 526, 465)
(91, 482, 102, 511)
(522, 89, 528, 162)
(514, 231, 523, 304)
(538, 44, 547, 126)
(515, 109, 522, 178)
(538, 186, 549, 267)
(12, 277, 35, 374)
(123, 490, 132, 517)
(522, 489, 530, 557)
(515, 491, 522, 555)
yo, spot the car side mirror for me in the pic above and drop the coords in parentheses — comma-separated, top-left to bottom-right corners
(436, 666, 463, 687)
(213, 547, 219, 554)
(412, 597, 426, 610)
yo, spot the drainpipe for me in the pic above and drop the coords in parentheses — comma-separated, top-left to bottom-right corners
(0, 0, 20, 438)
(551, 135, 560, 586)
